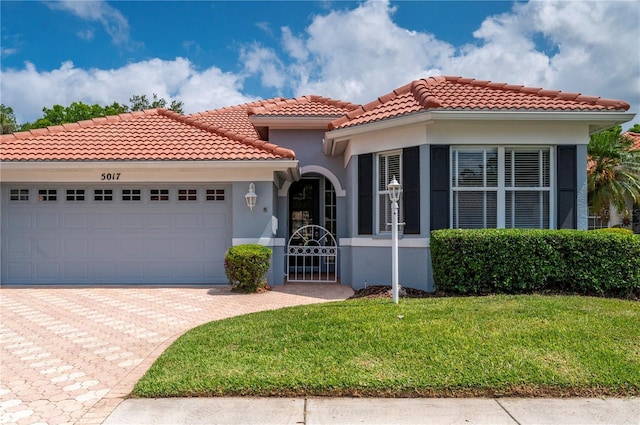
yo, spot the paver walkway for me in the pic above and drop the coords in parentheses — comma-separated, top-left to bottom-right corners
(0, 284, 354, 425)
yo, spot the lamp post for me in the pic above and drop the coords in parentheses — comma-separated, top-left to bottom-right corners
(388, 176, 401, 304)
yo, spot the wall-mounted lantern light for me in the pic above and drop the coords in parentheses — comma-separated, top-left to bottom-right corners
(245, 183, 257, 210)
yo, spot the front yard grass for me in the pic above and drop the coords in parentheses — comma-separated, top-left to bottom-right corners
(133, 295, 639, 398)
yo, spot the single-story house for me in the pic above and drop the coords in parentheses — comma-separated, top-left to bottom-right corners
(1, 76, 635, 290)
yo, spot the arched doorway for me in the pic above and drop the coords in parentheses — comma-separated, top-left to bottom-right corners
(286, 176, 338, 282)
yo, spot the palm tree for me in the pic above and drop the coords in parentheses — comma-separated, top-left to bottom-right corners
(1, 104, 17, 134)
(588, 126, 640, 224)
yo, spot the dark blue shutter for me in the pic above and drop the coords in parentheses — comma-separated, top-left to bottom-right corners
(358, 153, 373, 235)
(557, 145, 577, 229)
(402, 146, 420, 234)
(430, 146, 450, 230)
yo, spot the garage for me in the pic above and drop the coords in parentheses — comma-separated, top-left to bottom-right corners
(1, 184, 232, 285)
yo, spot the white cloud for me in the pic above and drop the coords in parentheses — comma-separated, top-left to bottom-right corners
(1, 47, 18, 57)
(239, 0, 639, 125)
(76, 29, 95, 41)
(1, 33, 24, 58)
(240, 44, 287, 91)
(46, 0, 134, 47)
(0, 58, 254, 124)
(240, 0, 452, 103)
(281, 27, 308, 62)
(2, 0, 638, 128)
(445, 0, 640, 111)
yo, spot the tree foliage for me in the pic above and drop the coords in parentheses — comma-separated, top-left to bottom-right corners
(129, 94, 183, 113)
(588, 125, 640, 222)
(1, 104, 18, 134)
(628, 123, 640, 133)
(10, 94, 184, 132)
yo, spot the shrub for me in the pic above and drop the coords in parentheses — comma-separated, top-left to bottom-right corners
(593, 227, 634, 235)
(224, 244, 272, 293)
(431, 229, 640, 297)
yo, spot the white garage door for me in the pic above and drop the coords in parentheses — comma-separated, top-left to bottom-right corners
(1, 185, 232, 285)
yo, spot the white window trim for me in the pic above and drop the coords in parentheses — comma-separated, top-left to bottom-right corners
(121, 188, 143, 202)
(9, 188, 30, 202)
(376, 150, 403, 234)
(450, 146, 555, 229)
(177, 188, 198, 202)
(65, 189, 86, 202)
(451, 148, 498, 229)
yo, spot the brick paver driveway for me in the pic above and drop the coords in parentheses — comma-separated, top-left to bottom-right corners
(0, 284, 353, 425)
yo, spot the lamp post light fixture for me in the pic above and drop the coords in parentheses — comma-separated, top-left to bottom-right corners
(388, 176, 401, 304)
(245, 183, 257, 210)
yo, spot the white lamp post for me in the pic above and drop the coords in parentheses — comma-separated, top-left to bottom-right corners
(245, 183, 257, 210)
(388, 176, 401, 304)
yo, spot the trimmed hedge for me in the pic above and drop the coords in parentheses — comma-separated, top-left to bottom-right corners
(593, 227, 634, 235)
(224, 244, 272, 293)
(431, 229, 640, 297)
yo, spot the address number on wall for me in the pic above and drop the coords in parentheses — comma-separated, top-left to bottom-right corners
(100, 173, 121, 181)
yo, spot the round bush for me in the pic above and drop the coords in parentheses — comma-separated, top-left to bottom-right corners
(224, 244, 272, 293)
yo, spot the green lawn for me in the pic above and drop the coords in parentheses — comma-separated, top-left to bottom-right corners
(133, 295, 640, 398)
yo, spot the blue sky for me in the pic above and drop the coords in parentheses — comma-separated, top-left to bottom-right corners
(1, 0, 639, 128)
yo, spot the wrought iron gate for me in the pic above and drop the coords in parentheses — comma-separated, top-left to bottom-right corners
(286, 225, 338, 283)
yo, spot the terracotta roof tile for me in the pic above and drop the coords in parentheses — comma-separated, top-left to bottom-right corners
(188, 98, 288, 139)
(248, 95, 360, 117)
(331, 76, 632, 129)
(625, 132, 640, 150)
(1, 108, 295, 161)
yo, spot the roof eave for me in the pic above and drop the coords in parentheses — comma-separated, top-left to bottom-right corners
(324, 111, 433, 156)
(325, 110, 637, 148)
(249, 115, 340, 130)
(0, 159, 298, 169)
(428, 110, 636, 134)
(0, 159, 301, 183)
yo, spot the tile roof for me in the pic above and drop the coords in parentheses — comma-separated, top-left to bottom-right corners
(330, 76, 632, 129)
(625, 132, 640, 151)
(249, 95, 361, 117)
(0, 109, 295, 161)
(2, 76, 632, 162)
(187, 98, 287, 139)
(188, 96, 360, 138)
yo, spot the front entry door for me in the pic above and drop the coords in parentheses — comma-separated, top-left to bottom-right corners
(286, 178, 338, 282)
(289, 179, 320, 237)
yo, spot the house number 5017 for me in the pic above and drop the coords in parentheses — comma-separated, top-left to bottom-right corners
(101, 173, 121, 181)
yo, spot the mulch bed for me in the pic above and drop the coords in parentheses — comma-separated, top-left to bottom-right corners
(349, 285, 450, 299)
(349, 285, 639, 301)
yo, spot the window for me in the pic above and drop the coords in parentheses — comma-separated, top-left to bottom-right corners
(588, 214, 608, 230)
(178, 189, 197, 201)
(94, 189, 113, 201)
(122, 189, 141, 201)
(505, 148, 550, 228)
(451, 149, 497, 228)
(38, 189, 57, 202)
(377, 151, 403, 232)
(451, 147, 551, 229)
(66, 189, 85, 201)
(150, 189, 169, 201)
(10, 189, 29, 201)
(206, 189, 225, 201)
(324, 181, 336, 237)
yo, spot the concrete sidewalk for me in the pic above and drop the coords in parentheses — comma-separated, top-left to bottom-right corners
(103, 397, 640, 425)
